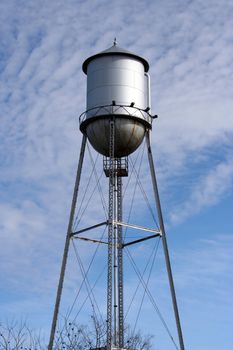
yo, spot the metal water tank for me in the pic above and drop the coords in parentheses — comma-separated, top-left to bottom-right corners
(80, 42, 152, 157)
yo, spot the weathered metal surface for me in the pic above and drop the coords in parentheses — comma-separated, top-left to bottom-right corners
(85, 116, 146, 157)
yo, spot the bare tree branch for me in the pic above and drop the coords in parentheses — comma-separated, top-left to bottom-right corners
(0, 317, 154, 350)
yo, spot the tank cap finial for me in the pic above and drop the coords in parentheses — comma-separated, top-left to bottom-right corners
(113, 37, 117, 46)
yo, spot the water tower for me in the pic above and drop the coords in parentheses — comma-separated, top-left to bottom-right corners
(48, 41, 185, 350)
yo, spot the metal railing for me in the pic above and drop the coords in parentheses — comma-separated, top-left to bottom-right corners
(79, 103, 157, 127)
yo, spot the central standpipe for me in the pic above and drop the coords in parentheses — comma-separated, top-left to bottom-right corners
(117, 165, 124, 348)
(107, 120, 114, 347)
(107, 120, 124, 348)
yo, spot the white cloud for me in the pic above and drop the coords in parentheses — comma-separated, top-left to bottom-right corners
(170, 156, 233, 224)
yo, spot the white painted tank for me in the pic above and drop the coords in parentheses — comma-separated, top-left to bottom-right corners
(80, 42, 151, 157)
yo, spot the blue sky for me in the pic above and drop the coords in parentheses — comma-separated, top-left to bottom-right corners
(1, 0, 233, 349)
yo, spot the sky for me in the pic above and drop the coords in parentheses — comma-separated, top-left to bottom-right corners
(0, 0, 233, 349)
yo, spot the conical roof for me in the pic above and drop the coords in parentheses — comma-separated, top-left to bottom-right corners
(82, 42, 149, 73)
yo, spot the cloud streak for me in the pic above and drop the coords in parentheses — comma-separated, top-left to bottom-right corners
(170, 155, 233, 224)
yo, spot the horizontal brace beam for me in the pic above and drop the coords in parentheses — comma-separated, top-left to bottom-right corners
(72, 236, 108, 245)
(113, 220, 161, 234)
(123, 233, 161, 248)
(70, 221, 108, 237)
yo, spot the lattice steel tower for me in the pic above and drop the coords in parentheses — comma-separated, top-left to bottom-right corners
(48, 41, 185, 350)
